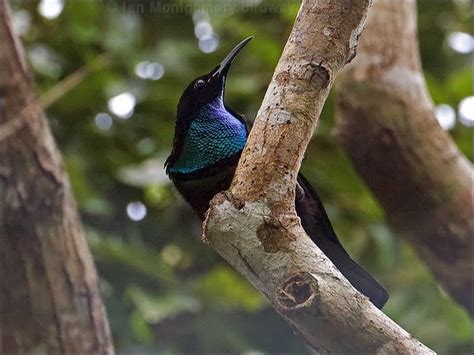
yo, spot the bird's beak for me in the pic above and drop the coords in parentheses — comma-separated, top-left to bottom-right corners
(213, 36, 253, 79)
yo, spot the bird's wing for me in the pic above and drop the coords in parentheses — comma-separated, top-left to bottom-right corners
(164, 111, 195, 173)
(296, 174, 344, 248)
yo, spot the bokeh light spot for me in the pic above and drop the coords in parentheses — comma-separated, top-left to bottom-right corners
(161, 244, 183, 267)
(135, 61, 165, 80)
(192, 10, 209, 24)
(199, 34, 219, 53)
(435, 104, 456, 130)
(126, 201, 147, 221)
(194, 21, 213, 39)
(108, 92, 136, 119)
(447, 32, 474, 54)
(458, 96, 474, 127)
(38, 0, 64, 19)
(94, 112, 113, 130)
(12, 10, 31, 35)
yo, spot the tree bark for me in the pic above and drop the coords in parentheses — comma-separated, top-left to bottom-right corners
(204, 0, 434, 352)
(0, 2, 114, 353)
(334, 0, 474, 315)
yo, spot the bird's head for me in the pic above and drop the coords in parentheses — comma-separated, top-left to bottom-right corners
(165, 36, 252, 173)
(176, 36, 253, 119)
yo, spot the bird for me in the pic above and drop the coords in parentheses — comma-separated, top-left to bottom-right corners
(165, 37, 389, 309)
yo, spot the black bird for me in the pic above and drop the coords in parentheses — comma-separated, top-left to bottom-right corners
(165, 37, 389, 309)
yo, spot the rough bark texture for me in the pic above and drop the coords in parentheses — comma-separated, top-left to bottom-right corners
(204, 0, 434, 352)
(0, 2, 114, 353)
(334, 0, 474, 315)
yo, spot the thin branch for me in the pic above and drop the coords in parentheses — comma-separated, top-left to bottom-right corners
(40, 53, 110, 109)
(0, 53, 109, 141)
(203, 0, 434, 352)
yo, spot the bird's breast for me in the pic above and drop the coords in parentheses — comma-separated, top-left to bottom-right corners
(168, 107, 246, 175)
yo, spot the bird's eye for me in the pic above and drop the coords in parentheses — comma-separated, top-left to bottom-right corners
(194, 79, 206, 88)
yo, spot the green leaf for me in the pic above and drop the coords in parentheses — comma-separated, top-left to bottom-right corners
(127, 285, 201, 324)
(194, 266, 266, 312)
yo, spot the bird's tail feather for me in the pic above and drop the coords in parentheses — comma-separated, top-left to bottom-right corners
(296, 174, 389, 309)
(332, 253, 389, 309)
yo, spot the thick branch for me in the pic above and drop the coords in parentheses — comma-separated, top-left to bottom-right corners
(334, 0, 474, 315)
(204, 0, 434, 352)
(0, 2, 114, 353)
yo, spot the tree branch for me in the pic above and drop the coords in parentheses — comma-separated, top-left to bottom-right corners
(334, 0, 474, 315)
(203, 0, 434, 352)
(0, 2, 114, 353)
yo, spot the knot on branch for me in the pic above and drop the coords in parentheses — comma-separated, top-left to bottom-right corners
(257, 217, 295, 253)
(276, 272, 319, 311)
(275, 62, 331, 95)
(306, 62, 331, 90)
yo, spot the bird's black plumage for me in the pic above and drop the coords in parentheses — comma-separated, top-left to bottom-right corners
(166, 37, 389, 309)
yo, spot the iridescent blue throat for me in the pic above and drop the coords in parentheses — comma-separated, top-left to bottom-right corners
(168, 98, 247, 175)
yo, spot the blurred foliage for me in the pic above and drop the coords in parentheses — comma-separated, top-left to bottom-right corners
(10, 0, 473, 353)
